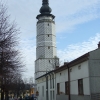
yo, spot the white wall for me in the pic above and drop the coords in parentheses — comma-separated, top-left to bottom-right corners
(56, 60, 90, 95)
(70, 61, 89, 80)
(36, 60, 90, 100)
(70, 80, 78, 95)
(56, 69, 68, 94)
(35, 15, 57, 79)
(36, 74, 56, 100)
(37, 79, 46, 100)
(83, 78, 90, 95)
(70, 61, 90, 95)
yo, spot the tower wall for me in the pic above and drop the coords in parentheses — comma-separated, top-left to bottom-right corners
(36, 16, 56, 59)
(35, 16, 59, 78)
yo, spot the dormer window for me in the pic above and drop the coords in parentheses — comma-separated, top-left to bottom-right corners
(70, 68, 72, 72)
(78, 65, 81, 69)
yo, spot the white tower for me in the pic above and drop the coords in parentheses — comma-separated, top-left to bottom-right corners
(35, 0, 59, 79)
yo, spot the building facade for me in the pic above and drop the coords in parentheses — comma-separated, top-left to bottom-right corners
(35, 0, 59, 79)
(35, 0, 100, 100)
(36, 71, 55, 100)
(36, 43, 100, 100)
(55, 44, 100, 100)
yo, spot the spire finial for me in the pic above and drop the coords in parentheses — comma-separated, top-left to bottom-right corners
(42, 0, 49, 5)
(98, 41, 100, 48)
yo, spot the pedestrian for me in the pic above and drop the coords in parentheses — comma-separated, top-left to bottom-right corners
(20, 96, 23, 100)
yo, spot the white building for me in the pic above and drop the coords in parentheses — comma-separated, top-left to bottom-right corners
(35, 0, 100, 100)
(36, 71, 55, 100)
(55, 43, 100, 100)
(35, 0, 59, 99)
(36, 43, 100, 100)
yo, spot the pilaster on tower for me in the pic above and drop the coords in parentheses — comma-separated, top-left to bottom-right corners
(35, 0, 59, 79)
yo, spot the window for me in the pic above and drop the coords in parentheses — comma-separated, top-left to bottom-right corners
(46, 91, 48, 100)
(78, 65, 81, 69)
(65, 81, 69, 95)
(38, 87, 39, 92)
(53, 90, 54, 100)
(48, 46, 50, 49)
(42, 78, 44, 81)
(49, 60, 50, 63)
(78, 79, 84, 95)
(42, 86, 44, 96)
(48, 34, 49, 37)
(70, 68, 72, 72)
(46, 76, 48, 89)
(38, 87, 39, 96)
(57, 83, 60, 95)
(50, 75, 52, 88)
(48, 23, 49, 26)
(52, 74, 54, 88)
(50, 91, 52, 100)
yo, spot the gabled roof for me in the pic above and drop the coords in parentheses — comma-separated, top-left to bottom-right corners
(36, 47, 100, 79)
(54, 52, 89, 73)
(36, 70, 54, 80)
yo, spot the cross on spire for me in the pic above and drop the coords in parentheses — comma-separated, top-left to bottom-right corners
(42, 0, 49, 5)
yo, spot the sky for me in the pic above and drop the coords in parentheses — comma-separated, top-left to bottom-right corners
(2, 0, 100, 80)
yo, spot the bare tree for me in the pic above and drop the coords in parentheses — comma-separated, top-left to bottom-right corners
(0, 3, 24, 100)
(29, 77, 34, 85)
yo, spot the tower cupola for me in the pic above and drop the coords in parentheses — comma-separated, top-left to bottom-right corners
(40, 0, 52, 14)
(36, 0, 55, 19)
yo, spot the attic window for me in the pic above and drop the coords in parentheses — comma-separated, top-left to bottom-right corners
(78, 65, 81, 69)
(70, 68, 72, 72)
(60, 73, 61, 76)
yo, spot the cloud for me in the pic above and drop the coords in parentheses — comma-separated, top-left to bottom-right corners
(3, 0, 100, 38)
(58, 33, 100, 64)
(2, 0, 100, 79)
(19, 38, 36, 78)
(53, 0, 100, 33)
(20, 33, 100, 78)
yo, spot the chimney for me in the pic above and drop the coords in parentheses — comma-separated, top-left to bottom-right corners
(64, 62, 68, 65)
(56, 66, 59, 69)
(98, 42, 100, 48)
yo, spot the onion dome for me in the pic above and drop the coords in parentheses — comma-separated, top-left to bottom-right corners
(40, 4, 52, 14)
(40, 0, 51, 14)
(36, 0, 55, 19)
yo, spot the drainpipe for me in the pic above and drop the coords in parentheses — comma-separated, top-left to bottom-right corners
(48, 73, 51, 100)
(46, 71, 50, 100)
(45, 75, 48, 100)
(67, 66, 71, 100)
(53, 71, 56, 100)
(45, 71, 48, 100)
